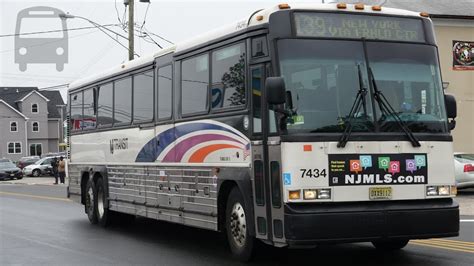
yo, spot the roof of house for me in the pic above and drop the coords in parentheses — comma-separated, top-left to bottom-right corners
(0, 87, 65, 119)
(338, 0, 474, 19)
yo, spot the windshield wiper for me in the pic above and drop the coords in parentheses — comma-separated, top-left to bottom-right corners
(368, 67, 421, 147)
(337, 64, 368, 148)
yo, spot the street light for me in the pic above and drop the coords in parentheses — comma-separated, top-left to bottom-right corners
(58, 13, 139, 58)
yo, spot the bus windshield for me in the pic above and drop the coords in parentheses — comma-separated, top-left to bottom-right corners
(278, 39, 448, 134)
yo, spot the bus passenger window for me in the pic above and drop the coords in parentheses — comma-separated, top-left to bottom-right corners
(114, 77, 132, 124)
(181, 54, 209, 115)
(211, 43, 246, 109)
(158, 65, 172, 120)
(70, 92, 82, 131)
(251, 68, 262, 133)
(97, 83, 113, 127)
(133, 70, 154, 122)
(83, 89, 96, 130)
(252, 37, 268, 58)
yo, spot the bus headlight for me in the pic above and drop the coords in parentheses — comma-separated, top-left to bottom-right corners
(303, 189, 317, 200)
(317, 188, 331, 199)
(426, 185, 451, 196)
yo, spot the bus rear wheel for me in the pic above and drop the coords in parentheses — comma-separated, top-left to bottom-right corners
(96, 178, 111, 227)
(225, 187, 254, 261)
(372, 239, 409, 250)
(85, 179, 98, 224)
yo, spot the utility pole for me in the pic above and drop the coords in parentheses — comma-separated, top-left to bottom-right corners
(128, 0, 134, 61)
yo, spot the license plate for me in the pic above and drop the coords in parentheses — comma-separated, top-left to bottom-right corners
(369, 187, 392, 200)
(10, 174, 14, 177)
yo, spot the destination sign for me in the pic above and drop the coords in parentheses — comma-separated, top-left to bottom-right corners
(294, 13, 425, 43)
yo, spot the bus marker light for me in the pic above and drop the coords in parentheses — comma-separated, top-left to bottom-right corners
(303, 189, 317, 200)
(336, 3, 347, 9)
(256, 15, 264, 21)
(354, 3, 364, 10)
(278, 3, 290, 9)
(420, 12, 430, 17)
(372, 5, 382, 11)
(289, 190, 301, 200)
(303, 145, 312, 152)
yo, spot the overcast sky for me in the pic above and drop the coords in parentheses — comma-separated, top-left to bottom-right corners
(0, 0, 325, 101)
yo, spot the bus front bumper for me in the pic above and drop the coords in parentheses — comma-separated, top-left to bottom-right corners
(284, 198, 459, 247)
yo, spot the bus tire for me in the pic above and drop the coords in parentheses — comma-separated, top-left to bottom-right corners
(85, 179, 98, 224)
(372, 239, 409, 250)
(96, 178, 111, 227)
(226, 187, 254, 261)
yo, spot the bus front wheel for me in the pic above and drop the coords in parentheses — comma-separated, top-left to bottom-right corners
(372, 239, 409, 250)
(225, 187, 254, 261)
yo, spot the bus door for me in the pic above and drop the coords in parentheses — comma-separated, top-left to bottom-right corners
(250, 64, 286, 246)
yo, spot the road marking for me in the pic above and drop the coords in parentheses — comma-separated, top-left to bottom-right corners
(0, 191, 71, 202)
(460, 219, 474, 222)
(411, 239, 474, 254)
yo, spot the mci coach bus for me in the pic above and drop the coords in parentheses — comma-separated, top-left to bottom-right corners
(67, 3, 459, 261)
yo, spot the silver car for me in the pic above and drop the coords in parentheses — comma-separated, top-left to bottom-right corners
(22, 156, 56, 177)
(454, 153, 474, 189)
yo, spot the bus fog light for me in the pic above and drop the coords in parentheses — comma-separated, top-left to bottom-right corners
(303, 189, 317, 200)
(56, 47, 64, 55)
(19, 47, 27, 55)
(438, 186, 450, 196)
(426, 186, 438, 196)
(317, 189, 331, 199)
(289, 190, 301, 200)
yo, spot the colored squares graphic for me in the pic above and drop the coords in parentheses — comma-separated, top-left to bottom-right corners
(350, 160, 362, 173)
(415, 155, 426, 169)
(378, 157, 390, 171)
(360, 155, 372, 169)
(389, 161, 400, 174)
(406, 159, 416, 173)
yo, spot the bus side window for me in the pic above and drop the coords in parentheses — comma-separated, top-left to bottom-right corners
(70, 92, 82, 131)
(158, 65, 172, 120)
(251, 67, 262, 134)
(252, 37, 268, 58)
(97, 83, 113, 127)
(211, 42, 246, 110)
(83, 89, 95, 130)
(181, 54, 209, 115)
(114, 77, 132, 124)
(133, 70, 154, 123)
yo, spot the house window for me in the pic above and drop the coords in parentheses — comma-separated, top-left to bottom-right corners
(32, 122, 39, 132)
(7, 142, 22, 154)
(30, 144, 42, 156)
(32, 103, 38, 113)
(10, 122, 18, 132)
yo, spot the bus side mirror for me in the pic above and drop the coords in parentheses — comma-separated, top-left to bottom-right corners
(266, 77, 286, 105)
(445, 94, 457, 130)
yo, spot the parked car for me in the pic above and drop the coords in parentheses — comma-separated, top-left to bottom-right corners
(0, 158, 13, 163)
(22, 156, 57, 177)
(40, 152, 66, 159)
(17, 156, 40, 169)
(0, 161, 23, 180)
(454, 153, 474, 189)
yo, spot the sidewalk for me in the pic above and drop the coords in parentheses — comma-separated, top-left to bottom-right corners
(2, 177, 68, 186)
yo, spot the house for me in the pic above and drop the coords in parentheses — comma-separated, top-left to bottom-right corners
(0, 87, 66, 161)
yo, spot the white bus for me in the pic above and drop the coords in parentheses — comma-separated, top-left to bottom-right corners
(67, 3, 459, 261)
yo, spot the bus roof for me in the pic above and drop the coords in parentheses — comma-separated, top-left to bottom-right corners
(69, 3, 425, 92)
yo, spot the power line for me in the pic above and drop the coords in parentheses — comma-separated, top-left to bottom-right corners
(0, 24, 119, 38)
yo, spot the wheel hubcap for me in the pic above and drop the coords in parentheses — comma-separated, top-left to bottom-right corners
(230, 202, 247, 247)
